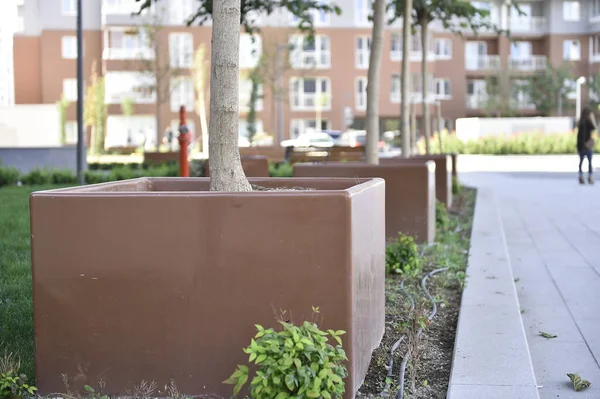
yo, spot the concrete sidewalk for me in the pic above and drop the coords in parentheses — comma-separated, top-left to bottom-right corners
(462, 171, 600, 399)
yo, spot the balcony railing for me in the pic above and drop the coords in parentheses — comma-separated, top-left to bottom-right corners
(466, 94, 488, 109)
(290, 51, 331, 69)
(103, 47, 155, 60)
(509, 56, 547, 71)
(591, 53, 600, 63)
(390, 50, 436, 62)
(509, 16, 547, 33)
(465, 55, 501, 71)
(290, 93, 331, 110)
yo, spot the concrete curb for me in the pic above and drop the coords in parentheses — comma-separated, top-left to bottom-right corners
(447, 188, 539, 399)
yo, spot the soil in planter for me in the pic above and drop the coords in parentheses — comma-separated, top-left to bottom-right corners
(357, 187, 476, 399)
(250, 184, 315, 191)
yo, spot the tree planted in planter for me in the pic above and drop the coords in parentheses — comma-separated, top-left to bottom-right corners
(136, 0, 341, 190)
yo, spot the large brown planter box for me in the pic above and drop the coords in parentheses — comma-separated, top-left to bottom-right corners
(382, 154, 452, 208)
(144, 151, 179, 165)
(204, 155, 269, 177)
(293, 162, 436, 243)
(29, 177, 385, 398)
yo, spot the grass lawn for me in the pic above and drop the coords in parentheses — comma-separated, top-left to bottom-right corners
(0, 185, 60, 381)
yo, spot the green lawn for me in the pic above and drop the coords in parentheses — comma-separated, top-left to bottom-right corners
(0, 185, 59, 381)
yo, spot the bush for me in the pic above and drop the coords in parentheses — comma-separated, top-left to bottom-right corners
(269, 162, 294, 177)
(84, 170, 110, 184)
(21, 169, 52, 185)
(452, 176, 461, 196)
(418, 130, 589, 155)
(50, 169, 77, 184)
(386, 233, 421, 276)
(225, 318, 348, 399)
(0, 166, 21, 187)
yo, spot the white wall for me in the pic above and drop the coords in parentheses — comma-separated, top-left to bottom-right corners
(456, 117, 574, 141)
(0, 105, 61, 147)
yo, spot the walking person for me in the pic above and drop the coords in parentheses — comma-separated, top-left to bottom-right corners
(577, 107, 596, 185)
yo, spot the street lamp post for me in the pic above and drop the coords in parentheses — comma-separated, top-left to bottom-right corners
(576, 76, 586, 124)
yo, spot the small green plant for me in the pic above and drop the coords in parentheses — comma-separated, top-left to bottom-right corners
(269, 162, 294, 178)
(385, 233, 421, 276)
(436, 201, 450, 231)
(0, 371, 37, 399)
(0, 166, 20, 187)
(51, 169, 77, 184)
(452, 176, 461, 195)
(225, 315, 348, 399)
(21, 169, 52, 185)
(83, 384, 109, 399)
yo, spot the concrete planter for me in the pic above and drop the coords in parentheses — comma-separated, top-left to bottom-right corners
(293, 162, 436, 243)
(382, 154, 453, 207)
(29, 177, 385, 398)
(204, 156, 269, 177)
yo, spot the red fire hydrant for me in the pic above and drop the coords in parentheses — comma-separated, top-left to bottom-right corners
(177, 105, 190, 177)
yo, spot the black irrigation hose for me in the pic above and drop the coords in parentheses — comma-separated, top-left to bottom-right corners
(380, 282, 414, 397)
(396, 268, 450, 399)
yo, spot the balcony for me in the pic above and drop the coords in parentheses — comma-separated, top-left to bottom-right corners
(466, 55, 501, 71)
(466, 94, 488, 109)
(509, 56, 547, 71)
(103, 47, 155, 60)
(290, 51, 331, 69)
(290, 93, 332, 111)
(509, 16, 547, 33)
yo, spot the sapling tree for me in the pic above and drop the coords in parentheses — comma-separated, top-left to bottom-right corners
(120, 97, 135, 145)
(246, 67, 262, 143)
(522, 64, 573, 116)
(57, 95, 70, 146)
(84, 61, 106, 153)
(136, 0, 341, 191)
(389, 0, 509, 154)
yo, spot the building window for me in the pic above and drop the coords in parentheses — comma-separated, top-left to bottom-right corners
(61, 36, 77, 59)
(105, 115, 157, 148)
(391, 73, 434, 102)
(356, 36, 371, 69)
(591, 35, 600, 61)
(289, 0, 331, 26)
(65, 121, 78, 144)
(355, 0, 373, 26)
(240, 34, 262, 69)
(390, 31, 429, 60)
(563, 1, 580, 21)
(592, 0, 600, 20)
(169, 33, 193, 68)
(563, 40, 581, 60)
(239, 77, 264, 112)
(63, 79, 78, 101)
(356, 77, 367, 110)
(434, 78, 452, 99)
(105, 71, 156, 104)
(289, 77, 331, 111)
(62, 0, 76, 15)
(239, 119, 264, 141)
(435, 38, 452, 59)
(169, 0, 195, 24)
(289, 35, 331, 69)
(290, 119, 330, 138)
(170, 77, 195, 112)
(391, 74, 401, 103)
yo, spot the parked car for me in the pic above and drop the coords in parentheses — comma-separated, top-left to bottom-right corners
(280, 131, 336, 148)
(336, 130, 390, 152)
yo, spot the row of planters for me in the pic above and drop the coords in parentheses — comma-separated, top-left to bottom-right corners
(16, 151, 469, 399)
(422, 130, 588, 155)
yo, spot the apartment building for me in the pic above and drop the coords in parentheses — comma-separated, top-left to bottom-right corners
(10, 0, 600, 147)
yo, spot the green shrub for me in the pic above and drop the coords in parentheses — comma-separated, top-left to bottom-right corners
(50, 169, 77, 185)
(386, 233, 421, 276)
(0, 370, 37, 399)
(225, 318, 348, 399)
(190, 159, 205, 177)
(436, 201, 450, 231)
(21, 169, 52, 185)
(84, 170, 110, 184)
(0, 166, 20, 187)
(270, 162, 294, 177)
(452, 176, 461, 195)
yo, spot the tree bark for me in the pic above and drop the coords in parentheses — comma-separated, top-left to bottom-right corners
(209, 0, 252, 192)
(401, 0, 413, 158)
(421, 22, 431, 155)
(365, 0, 386, 165)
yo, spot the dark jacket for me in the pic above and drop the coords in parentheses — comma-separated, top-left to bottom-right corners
(577, 118, 595, 152)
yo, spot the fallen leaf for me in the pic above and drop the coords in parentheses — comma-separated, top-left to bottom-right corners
(539, 331, 557, 339)
(567, 373, 591, 391)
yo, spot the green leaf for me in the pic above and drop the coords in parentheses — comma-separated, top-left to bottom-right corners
(334, 330, 346, 336)
(330, 374, 343, 384)
(275, 393, 290, 399)
(285, 373, 296, 391)
(322, 391, 332, 399)
(307, 390, 320, 398)
(256, 354, 267, 364)
(539, 331, 557, 339)
(294, 358, 302, 370)
(567, 373, 591, 391)
(249, 352, 257, 362)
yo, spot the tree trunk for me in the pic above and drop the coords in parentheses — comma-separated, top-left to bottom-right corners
(155, 95, 161, 151)
(401, 0, 413, 159)
(209, 0, 252, 192)
(411, 101, 417, 153)
(421, 22, 431, 155)
(154, 40, 162, 151)
(365, 0, 386, 165)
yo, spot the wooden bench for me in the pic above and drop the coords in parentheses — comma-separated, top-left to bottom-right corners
(288, 146, 365, 164)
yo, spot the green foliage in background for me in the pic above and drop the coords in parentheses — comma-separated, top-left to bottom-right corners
(386, 233, 422, 277)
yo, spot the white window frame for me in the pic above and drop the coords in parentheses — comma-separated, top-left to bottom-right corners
(105, 71, 157, 104)
(563, 1, 581, 21)
(239, 77, 264, 113)
(169, 33, 194, 68)
(355, 77, 367, 110)
(435, 38, 452, 60)
(65, 121, 78, 144)
(61, 36, 77, 59)
(563, 39, 581, 60)
(391, 74, 401, 103)
(240, 34, 262, 69)
(62, 0, 76, 15)
(592, 0, 600, 21)
(289, 77, 332, 111)
(355, 0, 373, 26)
(290, 119, 331, 138)
(355, 36, 371, 69)
(170, 76, 195, 112)
(63, 79, 78, 101)
(434, 78, 452, 100)
(289, 35, 331, 69)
